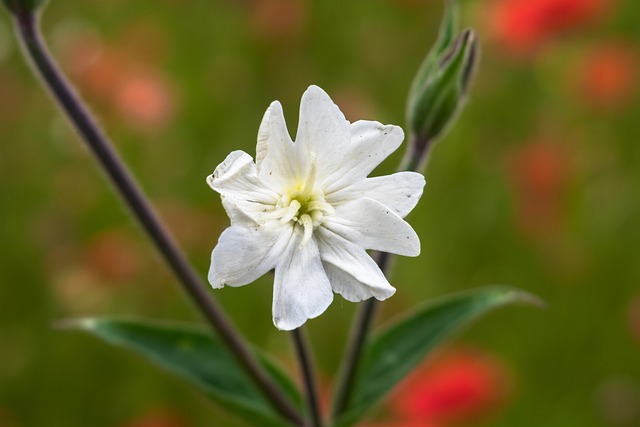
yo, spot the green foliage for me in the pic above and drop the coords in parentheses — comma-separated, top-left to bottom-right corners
(1, 0, 639, 426)
(335, 287, 541, 426)
(67, 318, 302, 427)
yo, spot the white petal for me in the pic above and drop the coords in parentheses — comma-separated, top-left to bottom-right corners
(324, 264, 394, 303)
(207, 151, 278, 222)
(316, 229, 395, 302)
(255, 101, 300, 190)
(272, 235, 333, 330)
(327, 171, 425, 218)
(321, 120, 405, 194)
(208, 225, 294, 288)
(220, 197, 255, 227)
(295, 85, 351, 183)
(323, 198, 420, 257)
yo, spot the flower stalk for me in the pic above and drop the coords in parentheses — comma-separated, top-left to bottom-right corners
(7, 7, 303, 426)
(331, 251, 392, 419)
(332, 1, 478, 421)
(292, 328, 323, 427)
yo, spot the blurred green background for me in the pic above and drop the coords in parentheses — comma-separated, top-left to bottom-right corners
(1, 0, 639, 426)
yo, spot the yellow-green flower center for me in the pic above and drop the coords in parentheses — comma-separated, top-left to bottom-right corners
(262, 180, 334, 246)
(277, 183, 333, 245)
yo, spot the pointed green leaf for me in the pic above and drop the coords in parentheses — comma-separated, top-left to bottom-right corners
(66, 318, 301, 427)
(336, 286, 541, 426)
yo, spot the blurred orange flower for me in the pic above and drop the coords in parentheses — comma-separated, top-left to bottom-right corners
(628, 295, 640, 345)
(506, 141, 570, 238)
(84, 228, 144, 283)
(574, 43, 638, 109)
(360, 421, 438, 427)
(249, 0, 308, 44)
(114, 69, 176, 131)
(121, 408, 187, 427)
(487, 0, 609, 55)
(0, 406, 18, 427)
(62, 30, 177, 133)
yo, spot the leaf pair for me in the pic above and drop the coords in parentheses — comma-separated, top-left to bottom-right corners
(67, 286, 537, 427)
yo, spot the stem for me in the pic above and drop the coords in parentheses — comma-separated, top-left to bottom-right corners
(292, 328, 323, 427)
(332, 134, 429, 420)
(331, 252, 391, 419)
(11, 9, 302, 426)
(401, 135, 434, 174)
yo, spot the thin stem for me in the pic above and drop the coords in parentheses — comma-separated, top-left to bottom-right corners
(331, 252, 391, 419)
(331, 134, 429, 420)
(11, 9, 302, 426)
(402, 135, 434, 173)
(292, 328, 323, 427)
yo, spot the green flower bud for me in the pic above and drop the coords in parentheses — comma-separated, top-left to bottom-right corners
(406, 1, 478, 151)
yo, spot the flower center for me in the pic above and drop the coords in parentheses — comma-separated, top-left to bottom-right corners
(263, 182, 334, 247)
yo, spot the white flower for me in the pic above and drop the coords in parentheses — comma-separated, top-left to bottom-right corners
(207, 85, 425, 330)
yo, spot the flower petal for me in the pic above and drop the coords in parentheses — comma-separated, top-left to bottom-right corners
(324, 264, 394, 303)
(321, 120, 405, 194)
(255, 101, 300, 190)
(327, 171, 425, 218)
(208, 225, 294, 288)
(323, 198, 421, 257)
(207, 151, 278, 223)
(295, 85, 351, 183)
(316, 228, 396, 302)
(272, 235, 333, 330)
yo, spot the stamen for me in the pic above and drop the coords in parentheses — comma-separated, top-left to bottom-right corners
(307, 199, 334, 215)
(310, 210, 323, 225)
(259, 206, 286, 222)
(299, 214, 314, 247)
(301, 153, 318, 195)
(261, 174, 332, 244)
(280, 199, 301, 224)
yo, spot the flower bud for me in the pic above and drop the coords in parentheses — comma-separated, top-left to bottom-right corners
(406, 1, 478, 153)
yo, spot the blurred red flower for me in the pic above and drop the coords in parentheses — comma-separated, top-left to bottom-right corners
(62, 32, 177, 133)
(0, 405, 18, 427)
(249, 0, 308, 44)
(121, 408, 187, 427)
(158, 200, 220, 251)
(574, 43, 637, 109)
(628, 295, 640, 345)
(85, 228, 144, 283)
(506, 141, 570, 238)
(487, 0, 608, 55)
(360, 421, 438, 427)
(114, 69, 176, 131)
(389, 347, 509, 425)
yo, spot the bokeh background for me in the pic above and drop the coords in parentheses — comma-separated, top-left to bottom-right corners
(1, 0, 639, 426)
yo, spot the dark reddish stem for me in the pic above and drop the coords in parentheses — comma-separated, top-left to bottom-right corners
(10, 8, 302, 426)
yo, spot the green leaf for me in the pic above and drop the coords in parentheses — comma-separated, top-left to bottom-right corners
(336, 286, 541, 426)
(66, 318, 301, 427)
